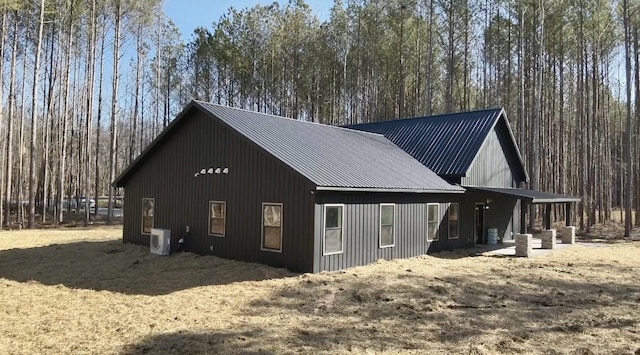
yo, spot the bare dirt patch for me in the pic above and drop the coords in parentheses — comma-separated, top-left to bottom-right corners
(0, 227, 639, 354)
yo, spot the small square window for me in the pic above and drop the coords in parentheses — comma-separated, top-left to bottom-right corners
(262, 203, 282, 252)
(380, 204, 395, 248)
(209, 201, 226, 237)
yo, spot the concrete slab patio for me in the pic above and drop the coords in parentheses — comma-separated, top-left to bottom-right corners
(462, 239, 578, 258)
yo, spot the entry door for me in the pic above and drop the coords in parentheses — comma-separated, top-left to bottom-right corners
(475, 203, 485, 244)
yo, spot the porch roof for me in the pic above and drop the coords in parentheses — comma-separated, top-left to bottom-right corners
(466, 186, 581, 204)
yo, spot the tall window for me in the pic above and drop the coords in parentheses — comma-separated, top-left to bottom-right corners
(209, 201, 226, 237)
(448, 203, 459, 239)
(141, 198, 154, 234)
(323, 204, 344, 255)
(380, 204, 395, 248)
(262, 203, 282, 252)
(427, 203, 440, 241)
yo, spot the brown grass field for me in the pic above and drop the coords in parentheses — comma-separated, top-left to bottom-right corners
(0, 226, 638, 354)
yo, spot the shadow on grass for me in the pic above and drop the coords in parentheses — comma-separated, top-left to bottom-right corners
(0, 240, 294, 296)
(242, 272, 639, 350)
(118, 258, 640, 353)
(119, 329, 276, 355)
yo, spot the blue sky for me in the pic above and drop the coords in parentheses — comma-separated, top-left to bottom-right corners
(163, 0, 332, 40)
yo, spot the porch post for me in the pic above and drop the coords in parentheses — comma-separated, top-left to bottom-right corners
(565, 202, 571, 226)
(520, 200, 527, 234)
(545, 204, 552, 230)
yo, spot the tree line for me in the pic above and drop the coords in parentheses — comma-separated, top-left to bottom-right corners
(0, 0, 638, 235)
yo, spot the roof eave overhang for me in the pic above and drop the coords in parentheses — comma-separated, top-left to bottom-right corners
(466, 186, 581, 204)
(530, 197, 582, 204)
(315, 186, 466, 194)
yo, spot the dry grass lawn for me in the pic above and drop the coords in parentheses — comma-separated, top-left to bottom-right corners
(0, 226, 639, 354)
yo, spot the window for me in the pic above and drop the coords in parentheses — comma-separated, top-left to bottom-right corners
(209, 201, 226, 237)
(141, 198, 154, 234)
(262, 203, 282, 252)
(448, 203, 459, 239)
(427, 203, 440, 241)
(323, 204, 344, 255)
(379, 204, 395, 248)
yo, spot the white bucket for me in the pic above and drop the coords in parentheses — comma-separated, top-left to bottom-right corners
(487, 228, 499, 245)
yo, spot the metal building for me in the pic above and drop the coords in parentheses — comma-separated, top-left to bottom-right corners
(114, 102, 578, 272)
(114, 101, 466, 272)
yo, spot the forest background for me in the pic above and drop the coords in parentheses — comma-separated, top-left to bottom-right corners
(0, 0, 638, 236)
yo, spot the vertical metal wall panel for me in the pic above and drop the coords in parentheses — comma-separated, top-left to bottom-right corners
(461, 124, 524, 241)
(462, 128, 515, 188)
(314, 193, 473, 272)
(121, 109, 316, 272)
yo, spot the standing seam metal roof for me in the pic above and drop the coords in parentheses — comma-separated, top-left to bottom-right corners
(344, 109, 525, 179)
(195, 101, 462, 192)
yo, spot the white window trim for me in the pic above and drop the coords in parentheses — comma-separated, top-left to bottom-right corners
(261, 202, 283, 253)
(427, 203, 440, 242)
(141, 197, 154, 235)
(379, 203, 395, 248)
(323, 204, 345, 255)
(208, 201, 226, 237)
(448, 203, 460, 240)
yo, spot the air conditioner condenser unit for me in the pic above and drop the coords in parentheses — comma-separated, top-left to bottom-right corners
(150, 228, 171, 255)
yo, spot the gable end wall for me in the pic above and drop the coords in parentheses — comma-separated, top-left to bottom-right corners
(121, 110, 316, 272)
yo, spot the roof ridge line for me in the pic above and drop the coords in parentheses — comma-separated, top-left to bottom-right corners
(193, 100, 387, 139)
(346, 107, 504, 126)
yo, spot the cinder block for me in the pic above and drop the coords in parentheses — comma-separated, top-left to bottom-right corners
(541, 229, 556, 249)
(560, 226, 575, 244)
(515, 233, 532, 257)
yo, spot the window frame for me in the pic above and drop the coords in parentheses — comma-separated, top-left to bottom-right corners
(427, 203, 440, 242)
(208, 201, 226, 237)
(448, 203, 460, 239)
(261, 202, 283, 253)
(141, 198, 155, 235)
(323, 204, 345, 256)
(379, 203, 396, 248)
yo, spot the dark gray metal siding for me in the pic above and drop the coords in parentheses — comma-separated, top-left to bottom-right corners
(462, 128, 517, 188)
(462, 123, 525, 241)
(312, 193, 474, 272)
(122, 110, 316, 272)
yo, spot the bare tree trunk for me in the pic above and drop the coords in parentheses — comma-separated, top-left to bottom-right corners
(41, 25, 56, 224)
(94, 16, 106, 216)
(4, 14, 18, 227)
(445, 0, 454, 112)
(529, 0, 543, 229)
(130, 22, 142, 164)
(28, 0, 46, 229)
(634, 23, 640, 227)
(0, 10, 6, 230)
(84, 0, 96, 227)
(56, 2, 75, 225)
(108, 0, 122, 225)
(17, 28, 28, 228)
(623, 0, 633, 237)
